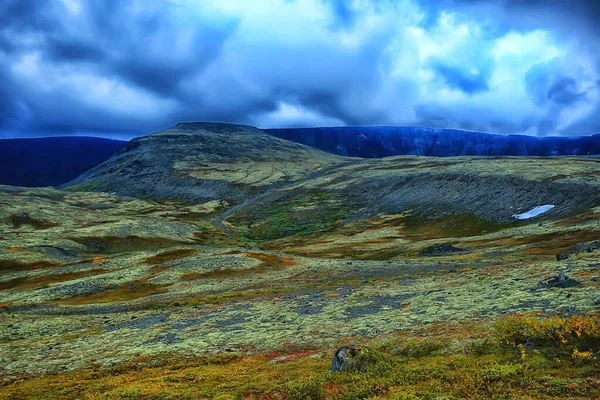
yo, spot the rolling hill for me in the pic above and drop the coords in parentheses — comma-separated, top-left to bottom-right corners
(1, 122, 599, 398)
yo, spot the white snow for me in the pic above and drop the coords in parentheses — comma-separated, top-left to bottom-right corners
(512, 205, 555, 220)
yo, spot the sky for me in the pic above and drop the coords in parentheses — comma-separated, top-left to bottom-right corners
(1, 0, 599, 139)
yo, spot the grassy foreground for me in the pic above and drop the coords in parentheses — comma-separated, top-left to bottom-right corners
(1, 314, 599, 400)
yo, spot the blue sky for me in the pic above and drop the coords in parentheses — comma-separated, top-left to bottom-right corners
(1, 0, 599, 139)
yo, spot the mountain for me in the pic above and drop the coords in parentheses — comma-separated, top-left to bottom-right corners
(265, 126, 600, 157)
(0, 136, 126, 187)
(3, 126, 600, 188)
(62, 122, 341, 203)
(62, 122, 600, 226)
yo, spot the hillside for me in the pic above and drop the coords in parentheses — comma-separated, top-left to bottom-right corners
(62, 123, 342, 204)
(1, 123, 599, 399)
(63, 123, 600, 226)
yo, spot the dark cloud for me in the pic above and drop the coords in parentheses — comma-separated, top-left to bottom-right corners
(326, 0, 357, 29)
(429, 61, 489, 95)
(0, 0, 599, 138)
(45, 37, 105, 63)
(0, 0, 55, 32)
(455, 0, 600, 34)
(546, 77, 586, 105)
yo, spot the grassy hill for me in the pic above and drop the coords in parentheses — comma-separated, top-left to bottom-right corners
(1, 123, 599, 399)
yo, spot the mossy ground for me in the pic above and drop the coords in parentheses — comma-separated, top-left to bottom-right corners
(1, 155, 600, 398)
(1, 314, 599, 399)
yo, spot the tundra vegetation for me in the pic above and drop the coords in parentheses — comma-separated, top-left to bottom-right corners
(0, 123, 599, 399)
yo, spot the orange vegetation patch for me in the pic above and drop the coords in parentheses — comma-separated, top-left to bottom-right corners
(56, 252, 182, 304)
(145, 248, 199, 265)
(516, 230, 599, 255)
(0, 268, 106, 291)
(245, 252, 294, 266)
(4, 247, 25, 253)
(461, 229, 600, 256)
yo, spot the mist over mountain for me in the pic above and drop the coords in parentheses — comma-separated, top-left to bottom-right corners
(265, 126, 600, 158)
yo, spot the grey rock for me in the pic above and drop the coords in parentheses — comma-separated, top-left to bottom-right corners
(418, 243, 465, 257)
(87, 203, 114, 210)
(331, 345, 359, 373)
(536, 271, 580, 290)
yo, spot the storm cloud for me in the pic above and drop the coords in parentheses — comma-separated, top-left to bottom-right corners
(0, 0, 599, 139)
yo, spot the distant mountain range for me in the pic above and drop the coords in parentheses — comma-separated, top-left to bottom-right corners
(265, 126, 600, 158)
(0, 136, 126, 187)
(2, 125, 600, 187)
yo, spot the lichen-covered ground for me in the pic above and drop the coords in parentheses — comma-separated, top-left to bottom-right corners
(1, 154, 600, 399)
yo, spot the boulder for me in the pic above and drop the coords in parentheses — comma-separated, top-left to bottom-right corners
(330, 346, 360, 372)
(536, 271, 580, 290)
(418, 243, 465, 257)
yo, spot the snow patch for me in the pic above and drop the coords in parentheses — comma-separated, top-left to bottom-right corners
(512, 205, 555, 220)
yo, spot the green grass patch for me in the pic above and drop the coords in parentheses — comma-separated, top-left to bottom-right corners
(232, 192, 352, 242)
(62, 178, 108, 192)
(71, 236, 186, 255)
(401, 212, 511, 239)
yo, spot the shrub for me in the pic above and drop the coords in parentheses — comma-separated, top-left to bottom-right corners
(281, 374, 326, 400)
(494, 314, 600, 354)
(384, 338, 448, 358)
(477, 362, 524, 384)
(343, 348, 392, 374)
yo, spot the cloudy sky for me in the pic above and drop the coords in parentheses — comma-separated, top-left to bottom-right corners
(1, 0, 599, 139)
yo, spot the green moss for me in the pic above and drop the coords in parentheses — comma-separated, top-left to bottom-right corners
(233, 192, 351, 242)
(401, 211, 511, 238)
(63, 179, 108, 192)
(71, 236, 186, 254)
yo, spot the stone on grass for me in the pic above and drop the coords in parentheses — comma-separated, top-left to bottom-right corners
(536, 271, 580, 290)
(418, 243, 465, 257)
(330, 346, 360, 372)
